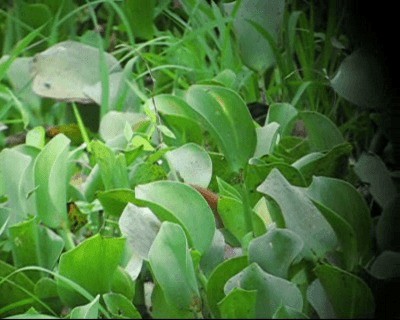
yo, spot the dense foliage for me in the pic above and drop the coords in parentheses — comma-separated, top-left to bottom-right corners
(0, 0, 398, 318)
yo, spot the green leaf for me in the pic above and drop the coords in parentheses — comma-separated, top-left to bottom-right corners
(273, 305, 309, 319)
(305, 176, 372, 266)
(257, 169, 337, 258)
(225, 263, 303, 318)
(330, 49, 384, 108)
(354, 152, 397, 209)
(111, 267, 135, 301)
(119, 203, 161, 260)
(26, 127, 46, 149)
(103, 292, 141, 319)
(97, 188, 137, 217)
(223, 0, 285, 72)
(266, 103, 298, 135)
(253, 122, 280, 158)
(151, 284, 195, 319)
(314, 264, 375, 318)
(376, 196, 400, 251)
(185, 85, 256, 172)
(98, 111, 147, 149)
(0, 148, 33, 225)
(165, 143, 212, 188)
(8, 217, 64, 280)
(34, 134, 70, 228)
(292, 143, 352, 184)
(148, 222, 200, 311)
(299, 111, 345, 151)
(57, 234, 126, 307)
(206, 256, 248, 318)
(248, 228, 303, 279)
(135, 181, 215, 254)
(369, 251, 400, 280)
(218, 288, 257, 319)
(199, 229, 225, 277)
(90, 140, 129, 190)
(128, 162, 167, 189)
(306, 279, 335, 319)
(121, 0, 155, 40)
(70, 295, 100, 319)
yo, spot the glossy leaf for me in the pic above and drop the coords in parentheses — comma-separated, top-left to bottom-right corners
(206, 256, 248, 318)
(314, 264, 375, 318)
(165, 143, 212, 188)
(225, 263, 303, 318)
(369, 251, 400, 280)
(218, 288, 257, 319)
(34, 134, 70, 228)
(253, 122, 280, 158)
(266, 102, 298, 135)
(299, 111, 345, 151)
(306, 176, 372, 264)
(273, 305, 309, 319)
(97, 188, 138, 217)
(185, 85, 256, 172)
(119, 203, 161, 260)
(200, 229, 225, 277)
(103, 292, 141, 319)
(122, 0, 155, 40)
(257, 169, 337, 258)
(354, 152, 397, 209)
(223, 0, 285, 72)
(306, 279, 335, 319)
(148, 222, 200, 311)
(330, 49, 384, 108)
(57, 234, 126, 307)
(8, 217, 64, 279)
(135, 181, 215, 254)
(111, 267, 135, 301)
(26, 127, 46, 149)
(248, 228, 303, 279)
(70, 295, 100, 319)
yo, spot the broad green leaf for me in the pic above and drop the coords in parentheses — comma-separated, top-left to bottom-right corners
(299, 111, 345, 151)
(34, 134, 70, 228)
(354, 152, 397, 209)
(330, 49, 384, 109)
(4, 314, 60, 319)
(218, 196, 250, 243)
(216, 177, 241, 200)
(26, 127, 46, 149)
(135, 181, 215, 254)
(70, 295, 100, 319)
(292, 143, 352, 184)
(8, 217, 64, 280)
(34, 278, 62, 315)
(97, 189, 137, 217)
(273, 305, 309, 319)
(223, 0, 285, 72)
(185, 85, 256, 172)
(306, 176, 372, 265)
(148, 222, 200, 311)
(148, 95, 203, 145)
(119, 203, 161, 260)
(128, 162, 167, 188)
(31, 41, 121, 103)
(376, 196, 400, 251)
(98, 111, 147, 148)
(57, 234, 126, 307)
(306, 279, 335, 319)
(151, 284, 195, 319)
(369, 251, 400, 280)
(218, 288, 257, 319)
(253, 122, 280, 158)
(257, 169, 337, 258)
(0, 260, 37, 318)
(165, 143, 212, 188)
(90, 140, 129, 190)
(110, 267, 135, 301)
(273, 136, 311, 163)
(103, 292, 141, 319)
(225, 263, 303, 318)
(200, 229, 225, 277)
(266, 103, 298, 135)
(212, 69, 237, 89)
(248, 228, 303, 279)
(314, 264, 375, 318)
(122, 0, 155, 40)
(0, 148, 33, 225)
(206, 256, 248, 318)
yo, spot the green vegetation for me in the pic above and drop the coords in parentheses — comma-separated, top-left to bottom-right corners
(0, 0, 398, 318)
